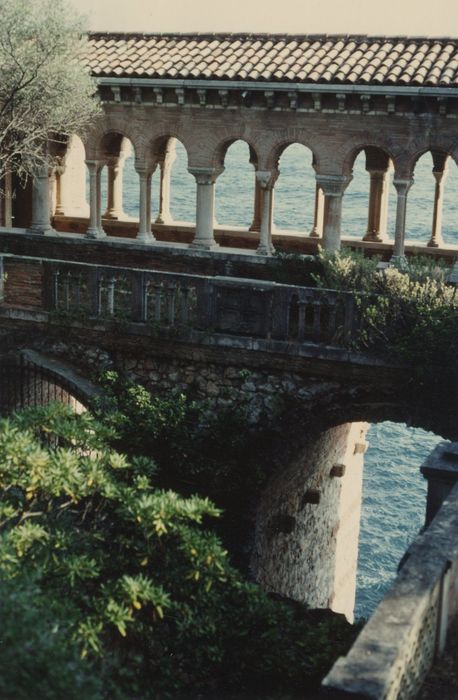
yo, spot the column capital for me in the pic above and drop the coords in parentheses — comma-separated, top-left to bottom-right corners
(135, 159, 156, 176)
(188, 167, 223, 185)
(255, 169, 279, 189)
(315, 174, 352, 196)
(85, 159, 103, 172)
(393, 178, 414, 195)
(432, 167, 448, 183)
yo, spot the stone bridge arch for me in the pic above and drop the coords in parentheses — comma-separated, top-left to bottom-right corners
(4, 335, 454, 623)
(0, 349, 100, 416)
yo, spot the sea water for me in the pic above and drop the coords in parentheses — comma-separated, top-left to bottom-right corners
(118, 141, 453, 617)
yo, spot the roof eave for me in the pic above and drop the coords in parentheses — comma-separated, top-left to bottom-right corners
(94, 75, 458, 96)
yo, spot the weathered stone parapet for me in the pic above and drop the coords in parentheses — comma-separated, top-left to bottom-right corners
(322, 444, 458, 700)
(421, 442, 458, 526)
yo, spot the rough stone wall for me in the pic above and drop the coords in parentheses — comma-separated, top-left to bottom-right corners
(251, 421, 368, 622)
(45, 338, 345, 424)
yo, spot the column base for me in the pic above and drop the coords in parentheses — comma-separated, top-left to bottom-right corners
(27, 225, 55, 235)
(389, 254, 408, 270)
(249, 224, 261, 233)
(309, 228, 321, 238)
(86, 227, 107, 240)
(155, 214, 172, 225)
(256, 243, 275, 256)
(427, 238, 443, 248)
(363, 231, 388, 243)
(136, 233, 156, 244)
(190, 240, 219, 251)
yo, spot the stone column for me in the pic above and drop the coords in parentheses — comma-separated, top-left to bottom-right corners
(309, 183, 324, 237)
(103, 156, 125, 220)
(155, 139, 176, 224)
(428, 153, 448, 248)
(189, 168, 221, 250)
(0, 171, 13, 227)
(249, 177, 262, 232)
(255, 170, 278, 256)
(54, 165, 65, 216)
(363, 169, 390, 242)
(29, 164, 54, 234)
(316, 175, 351, 251)
(136, 164, 155, 243)
(392, 178, 413, 259)
(86, 160, 106, 239)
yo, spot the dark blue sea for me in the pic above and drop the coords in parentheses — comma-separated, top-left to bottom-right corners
(116, 141, 453, 617)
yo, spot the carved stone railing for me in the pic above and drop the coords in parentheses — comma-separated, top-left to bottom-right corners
(0, 255, 374, 355)
(45, 259, 365, 347)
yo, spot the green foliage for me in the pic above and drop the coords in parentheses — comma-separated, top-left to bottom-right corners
(312, 248, 381, 293)
(0, 0, 100, 183)
(94, 371, 283, 564)
(268, 251, 320, 286)
(0, 403, 357, 699)
(0, 580, 102, 700)
(311, 249, 458, 417)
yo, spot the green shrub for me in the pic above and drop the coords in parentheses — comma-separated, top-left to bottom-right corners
(0, 404, 357, 699)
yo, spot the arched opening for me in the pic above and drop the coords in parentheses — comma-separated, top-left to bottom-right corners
(99, 133, 137, 222)
(407, 150, 457, 247)
(159, 138, 194, 224)
(0, 352, 89, 416)
(215, 140, 255, 228)
(442, 156, 458, 246)
(55, 134, 89, 218)
(356, 420, 442, 619)
(274, 143, 316, 234)
(250, 396, 447, 624)
(342, 147, 395, 241)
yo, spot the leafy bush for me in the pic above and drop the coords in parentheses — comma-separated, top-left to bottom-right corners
(94, 372, 284, 566)
(0, 404, 357, 699)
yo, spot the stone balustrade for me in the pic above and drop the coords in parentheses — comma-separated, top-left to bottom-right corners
(1, 254, 375, 358)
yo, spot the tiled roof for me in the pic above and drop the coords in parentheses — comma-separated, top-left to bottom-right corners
(85, 33, 458, 87)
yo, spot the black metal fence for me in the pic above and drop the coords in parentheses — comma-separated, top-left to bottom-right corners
(0, 354, 86, 417)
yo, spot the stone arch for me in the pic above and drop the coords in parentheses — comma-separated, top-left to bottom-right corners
(406, 146, 453, 246)
(0, 349, 100, 416)
(213, 139, 258, 229)
(212, 136, 260, 170)
(265, 134, 321, 173)
(273, 142, 318, 234)
(53, 134, 89, 218)
(144, 133, 194, 225)
(145, 132, 191, 171)
(340, 143, 395, 241)
(341, 140, 397, 178)
(401, 135, 458, 176)
(83, 118, 144, 162)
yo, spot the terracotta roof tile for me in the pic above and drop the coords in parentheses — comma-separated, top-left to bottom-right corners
(84, 32, 458, 87)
